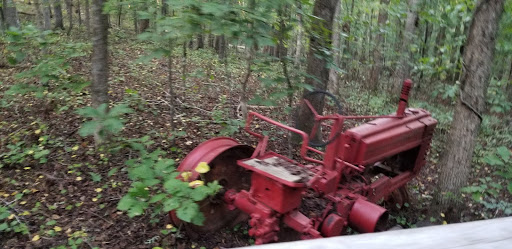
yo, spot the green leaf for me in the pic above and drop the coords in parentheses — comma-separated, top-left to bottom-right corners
(78, 121, 100, 137)
(508, 182, 512, 195)
(162, 198, 180, 212)
(117, 196, 135, 211)
(471, 192, 482, 202)
(483, 154, 504, 166)
(46, 220, 57, 226)
(190, 187, 209, 201)
(149, 194, 167, 204)
(130, 164, 154, 180)
(164, 179, 188, 195)
(0, 222, 9, 231)
(176, 202, 201, 224)
(33, 149, 50, 159)
(107, 167, 118, 177)
(76, 106, 102, 118)
(102, 118, 124, 134)
(89, 172, 102, 182)
(496, 146, 510, 162)
(128, 203, 144, 217)
(108, 104, 134, 117)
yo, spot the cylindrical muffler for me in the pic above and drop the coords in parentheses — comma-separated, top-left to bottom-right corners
(348, 198, 388, 233)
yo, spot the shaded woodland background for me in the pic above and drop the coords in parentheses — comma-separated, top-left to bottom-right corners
(1, 0, 511, 248)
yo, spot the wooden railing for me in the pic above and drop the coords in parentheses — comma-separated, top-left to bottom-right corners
(237, 217, 512, 249)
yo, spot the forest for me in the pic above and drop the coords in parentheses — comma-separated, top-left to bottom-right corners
(0, 0, 511, 248)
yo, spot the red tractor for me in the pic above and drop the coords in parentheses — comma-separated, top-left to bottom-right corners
(171, 80, 437, 244)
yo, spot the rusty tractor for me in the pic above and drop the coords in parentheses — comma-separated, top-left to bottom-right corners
(170, 79, 437, 244)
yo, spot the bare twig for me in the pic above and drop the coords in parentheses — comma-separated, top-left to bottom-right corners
(87, 210, 114, 225)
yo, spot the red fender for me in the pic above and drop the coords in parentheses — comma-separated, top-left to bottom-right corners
(170, 137, 254, 232)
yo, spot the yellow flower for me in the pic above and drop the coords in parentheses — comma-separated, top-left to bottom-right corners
(54, 226, 62, 232)
(72, 145, 79, 151)
(31, 235, 40, 242)
(166, 224, 173, 229)
(188, 180, 204, 188)
(195, 162, 210, 174)
(8, 214, 15, 220)
(75, 176, 83, 181)
(38, 137, 45, 142)
(181, 171, 192, 181)
(92, 198, 98, 202)
(27, 150, 34, 155)
(95, 188, 103, 193)
(34, 129, 41, 135)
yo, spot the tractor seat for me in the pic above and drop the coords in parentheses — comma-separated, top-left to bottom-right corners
(238, 152, 314, 187)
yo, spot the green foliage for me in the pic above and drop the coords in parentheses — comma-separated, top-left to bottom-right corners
(462, 147, 512, 216)
(0, 204, 29, 235)
(76, 103, 134, 142)
(117, 149, 222, 225)
(431, 82, 460, 103)
(0, 124, 51, 168)
(2, 26, 90, 100)
(487, 79, 512, 113)
(484, 146, 512, 194)
(211, 95, 244, 136)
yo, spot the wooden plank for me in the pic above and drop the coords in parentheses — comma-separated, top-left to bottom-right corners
(236, 217, 512, 249)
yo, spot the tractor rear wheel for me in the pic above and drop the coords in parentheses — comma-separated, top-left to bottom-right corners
(170, 137, 254, 233)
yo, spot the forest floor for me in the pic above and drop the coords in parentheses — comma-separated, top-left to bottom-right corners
(1, 34, 510, 249)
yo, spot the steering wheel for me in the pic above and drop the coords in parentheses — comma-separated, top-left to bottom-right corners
(303, 90, 343, 147)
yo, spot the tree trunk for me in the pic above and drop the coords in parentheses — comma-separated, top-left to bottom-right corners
(507, 60, 512, 101)
(435, 0, 505, 219)
(418, 20, 430, 90)
(182, 42, 187, 85)
(196, 33, 203, 49)
(391, 0, 418, 93)
(117, 0, 122, 27)
(216, 35, 226, 61)
(208, 33, 214, 48)
(342, 0, 355, 71)
(294, 3, 303, 66)
(368, 0, 390, 91)
(138, 3, 149, 33)
(91, 0, 109, 107)
(3, 0, 20, 28)
(162, 0, 168, 16)
(327, 0, 342, 94)
(167, 39, 176, 134)
(132, 8, 137, 33)
(295, 0, 339, 139)
(42, 0, 51, 30)
(53, 0, 64, 29)
(0, 7, 4, 32)
(85, 0, 90, 34)
(65, 0, 72, 35)
(77, 0, 81, 26)
(34, 0, 44, 29)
